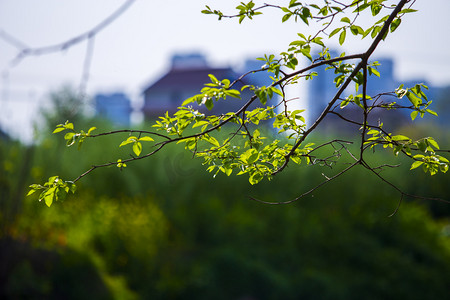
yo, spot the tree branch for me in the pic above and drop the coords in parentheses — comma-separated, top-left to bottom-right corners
(3, 0, 136, 68)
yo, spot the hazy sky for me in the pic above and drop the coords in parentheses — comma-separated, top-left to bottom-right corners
(1, 0, 450, 141)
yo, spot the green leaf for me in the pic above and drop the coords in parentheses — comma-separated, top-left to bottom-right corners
(390, 18, 401, 32)
(192, 120, 210, 129)
(369, 67, 380, 77)
(406, 92, 421, 107)
(329, 27, 341, 38)
(67, 182, 77, 194)
(417, 140, 427, 153)
(371, 25, 381, 38)
(208, 74, 219, 83)
(241, 148, 260, 164)
(270, 87, 283, 97)
(43, 187, 56, 207)
(362, 27, 372, 38)
(438, 155, 449, 163)
(282, 13, 292, 22)
(353, 3, 369, 13)
(120, 136, 137, 147)
(370, 3, 381, 16)
(65, 122, 74, 130)
(339, 29, 346, 45)
(224, 89, 241, 99)
(341, 17, 351, 23)
(139, 136, 154, 142)
(311, 37, 324, 47)
(410, 161, 423, 170)
(27, 189, 37, 196)
(426, 109, 438, 117)
(133, 142, 142, 156)
(87, 127, 97, 135)
(249, 171, 263, 185)
(205, 98, 214, 110)
(350, 25, 364, 35)
(182, 95, 198, 106)
(53, 127, 66, 134)
(56, 186, 67, 201)
(427, 137, 439, 150)
(399, 8, 417, 14)
(247, 151, 260, 164)
(204, 135, 220, 147)
(391, 135, 411, 142)
(64, 132, 75, 140)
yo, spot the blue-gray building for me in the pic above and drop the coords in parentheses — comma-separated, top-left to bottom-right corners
(307, 50, 341, 124)
(142, 53, 259, 120)
(306, 50, 443, 129)
(95, 92, 132, 126)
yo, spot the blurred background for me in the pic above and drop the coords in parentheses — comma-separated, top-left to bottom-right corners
(1, 1, 450, 299)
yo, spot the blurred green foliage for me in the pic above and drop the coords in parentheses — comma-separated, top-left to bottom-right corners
(1, 113, 450, 299)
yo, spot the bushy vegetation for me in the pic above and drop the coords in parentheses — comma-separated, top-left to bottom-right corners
(1, 116, 450, 299)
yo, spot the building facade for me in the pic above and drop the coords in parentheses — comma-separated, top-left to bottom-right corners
(142, 54, 267, 120)
(95, 92, 132, 126)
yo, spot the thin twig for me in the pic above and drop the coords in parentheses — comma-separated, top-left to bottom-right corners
(3, 0, 136, 68)
(79, 37, 95, 95)
(388, 194, 403, 217)
(89, 129, 172, 140)
(250, 161, 359, 205)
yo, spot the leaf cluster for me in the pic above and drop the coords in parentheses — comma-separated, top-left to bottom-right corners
(53, 120, 96, 149)
(27, 176, 76, 207)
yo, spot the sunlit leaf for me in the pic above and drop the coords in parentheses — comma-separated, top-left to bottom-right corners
(133, 142, 142, 156)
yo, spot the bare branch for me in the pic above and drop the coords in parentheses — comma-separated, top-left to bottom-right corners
(79, 37, 95, 95)
(250, 161, 360, 205)
(363, 160, 450, 205)
(2, 0, 136, 68)
(0, 29, 29, 49)
(73, 141, 165, 183)
(388, 194, 403, 217)
(89, 129, 172, 140)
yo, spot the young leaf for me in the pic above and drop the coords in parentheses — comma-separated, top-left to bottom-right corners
(249, 171, 263, 185)
(133, 142, 142, 156)
(120, 136, 137, 147)
(339, 29, 346, 45)
(87, 127, 97, 135)
(390, 18, 401, 32)
(329, 27, 341, 38)
(410, 160, 423, 170)
(139, 136, 154, 142)
(224, 89, 241, 98)
(406, 92, 421, 107)
(53, 127, 66, 134)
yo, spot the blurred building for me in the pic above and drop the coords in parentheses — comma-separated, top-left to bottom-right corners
(142, 53, 264, 120)
(95, 92, 132, 126)
(307, 51, 443, 130)
(140, 52, 444, 128)
(307, 50, 341, 124)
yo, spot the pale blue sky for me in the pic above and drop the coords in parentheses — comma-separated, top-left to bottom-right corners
(1, 0, 449, 141)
